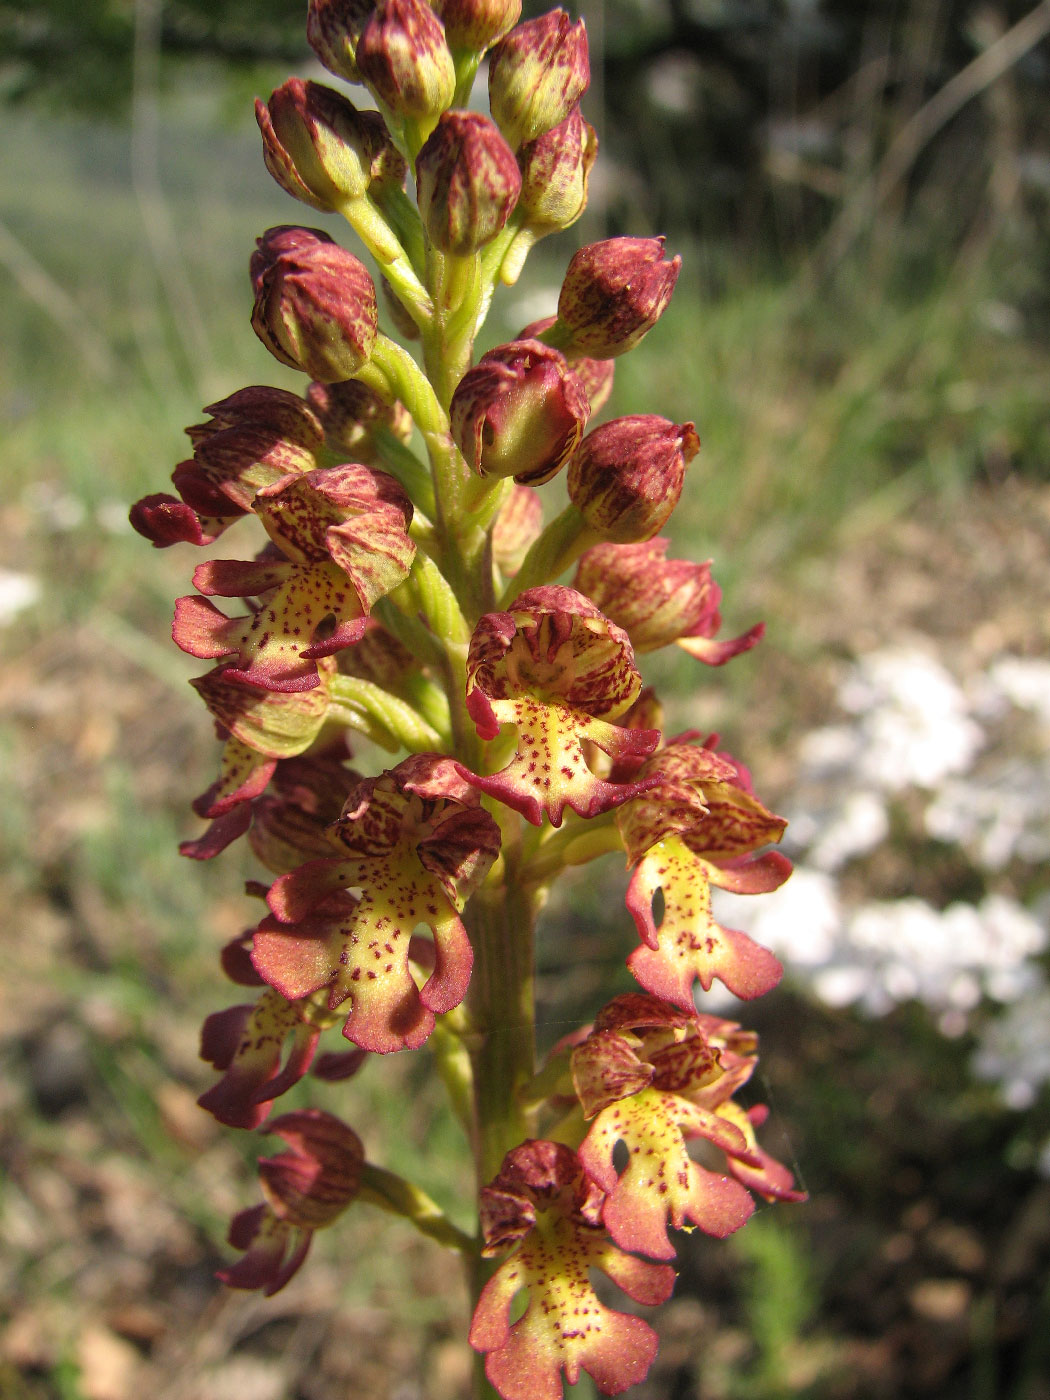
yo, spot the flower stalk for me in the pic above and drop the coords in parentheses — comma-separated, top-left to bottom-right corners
(131, 4, 806, 1396)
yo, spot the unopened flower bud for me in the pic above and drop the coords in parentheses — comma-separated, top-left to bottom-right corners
(555, 237, 681, 358)
(251, 226, 378, 382)
(256, 79, 405, 212)
(488, 9, 589, 150)
(431, 0, 520, 54)
(450, 339, 589, 485)
(415, 112, 521, 255)
(520, 314, 614, 414)
(517, 105, 597, 233)
(307, 0, 376, 82)
(356, 0, 456, 126)
(574, 539, 762, 662)
(259, 1109, 365, 1229)
(492, 484, 543, 575)
(307, 378, 412, 458)
(567, 415, 699, 542)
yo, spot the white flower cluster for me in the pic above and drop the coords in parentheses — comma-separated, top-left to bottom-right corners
(713, 646, 1050, 1114)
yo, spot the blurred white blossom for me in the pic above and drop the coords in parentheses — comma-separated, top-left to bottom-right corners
(728, 645, 1050, 1106)
(973, 988, 1050, 1111)
(800, 647, 984, 792)
(0, 569, 41, 625)
(926, 758, 1050, 869)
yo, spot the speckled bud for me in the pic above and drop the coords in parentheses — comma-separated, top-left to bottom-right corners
(307, 379, 413, 458)
(492, 484, 543, 575)
(356, 0, 456, 125)
(520, 313, 614, 415)
(517, 105, 597, 233)
(488, 9, 589, 151)
(574, 539, 763, 665)
(415, 112, 521, 255)
(256, 79, 406, 212)
(450, 339, 589, 485)
(307, 0, 376, 82)
(555, 237, 681, 358)
(251, 226, 378, 382)
(567, 415, 699, 542)
(430, 0, 521, 53)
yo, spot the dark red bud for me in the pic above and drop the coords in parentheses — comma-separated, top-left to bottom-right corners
(567, 415, 699, 542)
(575, 540, 726, 653)
(250, 226, 378, 382)
(520, 313, 614, 414)
(555, 237, 681, 358)
(415, 111, 521, 255)
(258, 1109, 364, 1229)
(256, 79, 405, 212)
(450, 339, 589, 485)
(307, 0, 376, 82)
(488, 9, 589, 150)
(307, 378, 412, 458)
(430, 0, 521, 54)
(356, 0, 456, 124)
(517, 104, 597, 232)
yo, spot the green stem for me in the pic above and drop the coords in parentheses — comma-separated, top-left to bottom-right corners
(463, 865, 538, 1189)
(328, 674, 447, 751)
(373, 596, 448, 668)
(462, 861, 538, 1400)
(335, 194, 433, 332)
(358, 1162, 473, 1253)
(451, 49, 482, 109)
(372, 426, 437, 519)
(497, 503, 597, 605)
(518, 813, 623, 885)
(372, 183, 427, 275)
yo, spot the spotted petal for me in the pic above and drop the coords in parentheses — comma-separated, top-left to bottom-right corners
(198, 989, 322, 1127)
(578, 1084, 753, 1259)
(256, 758, 499, 1052)
(463, 695, 659, 826)
(173, 465, 414, 692)
(254, 864, 473, 1054)
(625, 835, 786, 1004)
(717, 1102, 808, 1204)
(470, 1141, 674, 1400)
(461, 588, 660, 826)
